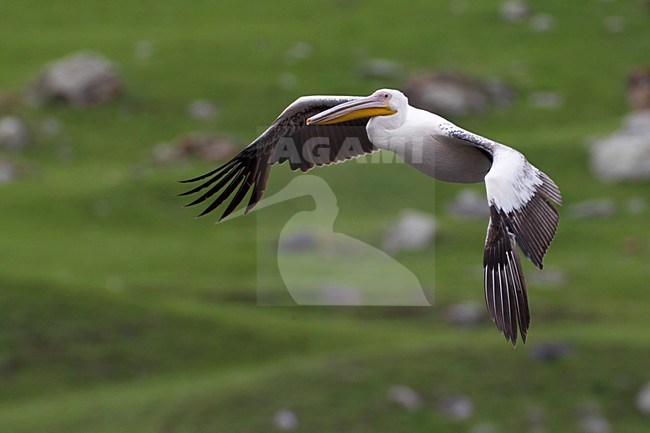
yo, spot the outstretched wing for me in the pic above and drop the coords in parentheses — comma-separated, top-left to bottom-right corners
(445, 128, 562, 346)
(179, 96, 377, 220)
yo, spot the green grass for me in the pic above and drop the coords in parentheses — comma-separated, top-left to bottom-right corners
(1, 0, 650, 431)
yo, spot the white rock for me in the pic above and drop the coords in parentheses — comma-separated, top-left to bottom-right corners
(627, 69, 650, 111)
(153, 133, 238, 165)
(568, 199, 615, 219)
(626, 196, 647, 214)
(590, 112, 650, 183)
(525, 406, 547, 433)
(284, 41, 313, 64)
(387, 385, 422, 411)
(188, 99, 218, 120)
(529, 91, 564, 109)
(437, 394, 474, 420)
(383, 209, 436, 254)
(278, 231, 317, 252)
(449, 0, 467, 14)
(636, 382, 650, 415)
(39, 117, 62, 136)
(105, 275, 124, 293)
(361, 58, 402, 79)
(134, 40, 154, 61)
(278, 73, 298, 91)
(530, 13, 555, 33)
(529, 341, 573, 362)
(444, 301, 485, 328)
(30, 51, 122, 106)
(0, 160, 16, 184)
(401, 72, 514, 117)
(528, 267, 568, 288)
(577, 404, 611, 433)
(580, 416, 610, 433)
(500, 1, 530, 22)
(273, 408, 298, 431)
(0, 116, 29, 150)
(470, 422, 497, 433)
(318, 283, 364, 306)
(446, 189, 489, 219)
(603, 16, 625, 34)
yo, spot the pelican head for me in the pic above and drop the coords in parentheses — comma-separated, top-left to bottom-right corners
(306, 89, 408, 126)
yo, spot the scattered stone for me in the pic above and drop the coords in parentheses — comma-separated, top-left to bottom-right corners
(30, 51, 123, 106)
(590, 111, 650, 182)
(39, 116, 62, 137)
(383, 209, 436, 255)
(623, 235, 642, 255)
(568, 198, 615, 219)
(530, 13, 555, 33)
(446, 189, 489, 219)
(278, 232, 317, 253)
(444, 301, 485, 328)
(636, 382, 650, 415)
(273, 408, 298, 431)
(483, 77, 517, 107)
(278, 72, 298, 91)
(603, 15, 625, 34)
(627, 67, 650, 112)
(0, 116, 29, 150)
(401, 72, 515, 117)
(449, 0, 467, 15)
(360, 58, 402, 79)
(91, 199, 110, 218)
(188, 99, 218, 120)
(580, 416, 611, 433)
(525, 406, 547, 433)
(437, 394, 474, 420)
(0, 159, 17, 184)
(529, 91, 564, 109)
(626, 196, 646, 214)
(528, 267, 568, 288)
(387, 385, 422, 411)
(134, 40, 154, 61)
(500, 1, 530, 22)
(105, 275, 124, 293)
(153, 133, 238, 165)
(529, 341, 573, 362)
(470, 422, 497, 433)
(577, 403, 611, 433)
(318, 283, 364, 305)
(284, 41, 313, 64)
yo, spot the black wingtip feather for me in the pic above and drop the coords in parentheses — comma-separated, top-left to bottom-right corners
(179, 159, 237, 184)
(484, 208, 531, 347)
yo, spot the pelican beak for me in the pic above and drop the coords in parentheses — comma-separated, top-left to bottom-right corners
(306, 95, 397, 125)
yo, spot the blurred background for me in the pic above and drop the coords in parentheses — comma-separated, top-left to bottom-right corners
(1, 0, 649, 432)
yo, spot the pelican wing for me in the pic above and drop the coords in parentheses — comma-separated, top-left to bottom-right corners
(180, 96, 377, 219)
(444, 128, 562, 345)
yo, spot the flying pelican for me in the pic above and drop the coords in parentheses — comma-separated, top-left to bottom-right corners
(180, 89, 562, 346)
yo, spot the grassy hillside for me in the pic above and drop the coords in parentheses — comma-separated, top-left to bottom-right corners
(1, 0, 649, 432)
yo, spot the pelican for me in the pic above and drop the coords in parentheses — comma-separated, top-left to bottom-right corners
(180, 89, 562, 346)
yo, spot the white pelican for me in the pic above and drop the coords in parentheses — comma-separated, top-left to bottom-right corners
(180, 89, 562, 346)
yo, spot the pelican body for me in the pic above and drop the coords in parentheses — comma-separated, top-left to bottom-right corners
(180, 89, 562, 346)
